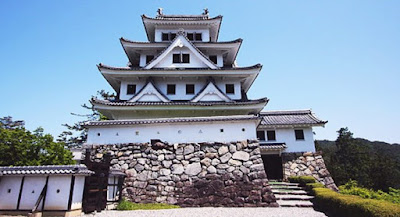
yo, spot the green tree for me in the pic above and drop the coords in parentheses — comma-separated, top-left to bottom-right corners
(0, 116, 74, 166)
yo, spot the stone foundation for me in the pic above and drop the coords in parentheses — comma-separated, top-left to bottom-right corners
(87, 140, 277, 207)
(282, 152, 338, 191)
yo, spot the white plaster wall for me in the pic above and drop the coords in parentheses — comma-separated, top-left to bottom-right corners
(120, 78, 242, 101)
(71, 176, 85, 210)
(0, 176, 22, 209)
(19, 176, 47, 210)
(153, 47, 209, 69)
(155, 28, 209, 42)
(258, 128, 316, 153)
(87, 121, 257, 145)
(44, 176, 71, 210)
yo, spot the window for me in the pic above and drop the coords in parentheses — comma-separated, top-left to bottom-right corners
(267, 130, 276, 141)
(187, 33, 194, 41)
(162, 33, 176, 41)
(127, 84, 136, 95)
(257, 131, 265, 141)
(167, 84, 176, 95)
(186, 84, 195, 94)
(146, 55, 154, 64)
(195, 33, 202, 41)
(226, 84, 235, 94)
(209, 55, 217, 64)
(173, 53, 190, 63)
(295, 129, 305, 140)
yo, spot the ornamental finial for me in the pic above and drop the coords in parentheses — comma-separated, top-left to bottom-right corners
(157, 8, 163, 16)
(203, 8, 209, 15)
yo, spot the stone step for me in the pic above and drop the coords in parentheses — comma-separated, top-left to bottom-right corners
(272, 189, 309, 195)
(275, 194, 314, 200)
(277, 200, 314, 207)
(271, 185, 303, 190)
(269, 182, 300, 187)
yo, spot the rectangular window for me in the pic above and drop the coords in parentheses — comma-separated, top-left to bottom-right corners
(146, 55, 154, 64)
(173, 53, 190, 63)
(226, 84, 235, 94)
(182, 54, 190, 63)
(162, 33, 169, 41)
(187, 33, 194, 41)
(195, 33, 202, 41)
(295, 129, 305, 140)
(209, 55, 217, 64)
(267, 130, 276, 141)
(167, 84, 176, 95)
(170, 33, 176, 40)
(256, 131, 265, 141)
(186, 84, 195, 94)
(127, 84, 136, 95)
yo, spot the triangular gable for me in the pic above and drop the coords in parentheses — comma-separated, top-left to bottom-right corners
(128, 81, 170, 102)
(191, 81, 231, 102)
(144, 33, 219, 69)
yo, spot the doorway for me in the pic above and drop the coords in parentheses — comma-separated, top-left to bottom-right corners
(261, 154, 283, 180)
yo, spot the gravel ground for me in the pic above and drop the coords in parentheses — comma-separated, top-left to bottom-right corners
(84, 207, 328, 217)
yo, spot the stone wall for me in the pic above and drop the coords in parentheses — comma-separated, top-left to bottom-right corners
(282, 152, 338, 191)
(87, 140, 277, 207)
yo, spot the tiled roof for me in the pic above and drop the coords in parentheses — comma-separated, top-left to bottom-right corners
(91, 97, 268, 106)
(82, 115, 260, 127)
(0, 165, 94, 176)
(259, 142, 287, 150)
(143, 14, 222, 21)
(259, 110, 327, 127)
(120, 37, 242, 45)
(97, 63, 262, 71)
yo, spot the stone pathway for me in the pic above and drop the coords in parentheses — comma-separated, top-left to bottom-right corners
(270, 181, 314, 207)
(85, 207, 328, 217)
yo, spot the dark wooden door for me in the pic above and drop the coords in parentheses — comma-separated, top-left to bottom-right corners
(261, 154, 283, 180)
(82, 151, 110, 213)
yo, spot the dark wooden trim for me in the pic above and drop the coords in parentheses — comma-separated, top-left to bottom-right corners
(16, 176, 25, 210)
(67, 176, 75, 211)
(41, 176, 49, 211)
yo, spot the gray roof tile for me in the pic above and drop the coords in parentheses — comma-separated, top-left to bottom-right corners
(259, 110, 327, 127)
(0, 165, 94, 176)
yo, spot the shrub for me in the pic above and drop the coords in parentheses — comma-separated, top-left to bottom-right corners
(288, 176, 316, 186)
(116, 199, 180, 210)
(306, 182, 324, 192)
(339, 180, 400, 204)
(312, 187, 400, 217)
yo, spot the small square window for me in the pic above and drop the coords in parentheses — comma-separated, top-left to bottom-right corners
(127, 84, 136, 95)
(170, 33, 176, 40)
(226, 84, 235, 94)
(195, 33, 202, 41)
(295, 129, 305, 140)
(209, 55, 217, 64)
(257, 131, 265, 141)
(186, 84, 195, 94)
(187, 33, 194, 41)
(267, 130, 276, 141)
(167, 84, 176, 95)
(146, 55, 154, 64)
(162, 33, 169, 41)
(173, 54, 180, 63)
(182, 54, 190, 63)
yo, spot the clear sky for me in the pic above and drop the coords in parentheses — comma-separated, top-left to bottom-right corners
(1, 1, 399, 143)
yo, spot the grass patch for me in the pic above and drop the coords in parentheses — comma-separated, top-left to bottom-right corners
(288, 176, 316, 186)
(339, 180, 400, 204)
(116, 199, 180, 211)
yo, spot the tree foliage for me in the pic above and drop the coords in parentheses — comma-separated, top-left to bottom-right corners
(0, 116, 74, 166)
(317, 127, 400, 191)
(58, 90, 115, 148)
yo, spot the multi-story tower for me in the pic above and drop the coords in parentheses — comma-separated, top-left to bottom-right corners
(84, 10, 332, 186)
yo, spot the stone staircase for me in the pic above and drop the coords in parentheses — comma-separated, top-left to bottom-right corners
(269, 181, 314, 207)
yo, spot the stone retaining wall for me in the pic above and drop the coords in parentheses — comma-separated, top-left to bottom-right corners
(282, 152, 338, 191)
(87, 140, 277, 207)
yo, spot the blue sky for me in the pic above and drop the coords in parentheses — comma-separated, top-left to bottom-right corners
(1, 1, 399, 143)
